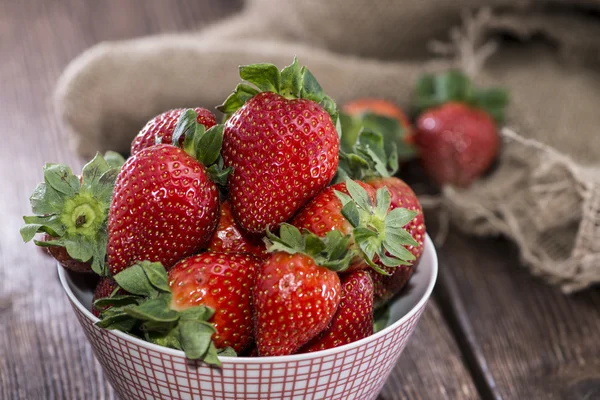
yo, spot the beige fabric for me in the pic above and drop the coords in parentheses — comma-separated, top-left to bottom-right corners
(54, 0, 600, 291)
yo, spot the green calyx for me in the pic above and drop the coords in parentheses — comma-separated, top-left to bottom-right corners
(414, 70, 509, 124)
(217, 57, 341, 133)
(94, 261, 233, 367)
(335, 179, 419, 275)
(335, 129, 399, 184)
(265, 223, 355, 272)
(20, 152, 122, 276)
(339, 111, 417, 162)
(166, 109, 232, 186)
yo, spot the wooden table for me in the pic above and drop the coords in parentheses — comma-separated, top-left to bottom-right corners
(1, 1, 598, 399)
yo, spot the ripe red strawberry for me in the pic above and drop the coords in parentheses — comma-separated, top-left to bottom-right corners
(95, 260, 244, 366)
(333, 130, 426, 303)
(207, 200, 267, 259)
(169, 252, 259, 353)
(413, 70, 508, 187)
(130, 108, 216, 156)
(107, 113, 226, 274)
(301, 270, 374, 353)
(253, 224, 355, 356)
(92, 277, 125, 317)
(291, 179, 419, 275)
(367, 177, 425, 306)
(218, 59, 340, 233)
(21, 153, 121, 276)
(415, 102, 499, 187)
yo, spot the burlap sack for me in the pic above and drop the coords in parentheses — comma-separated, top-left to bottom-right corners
(54, 0, 600, 292)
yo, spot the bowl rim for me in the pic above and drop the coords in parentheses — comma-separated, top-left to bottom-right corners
(58, 234, 438, 364)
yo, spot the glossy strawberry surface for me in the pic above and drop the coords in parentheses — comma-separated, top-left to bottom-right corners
(253, 252, 341, 356)
(130, 108, 216, 156)
(107, 144, 219, 274)
(222, 91, 339, 233)
(301, 270, 374, 352)
(415, 102, 499, 187)
(207, 200, 267, 259)
(169, 252, 259, 353)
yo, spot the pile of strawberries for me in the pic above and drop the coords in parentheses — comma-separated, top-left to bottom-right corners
(22, 59, 506, 366)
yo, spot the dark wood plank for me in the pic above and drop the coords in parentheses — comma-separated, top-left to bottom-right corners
(0, 0, 478, 399)
(435, 230, 600, 400)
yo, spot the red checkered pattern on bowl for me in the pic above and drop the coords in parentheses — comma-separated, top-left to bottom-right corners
(69, 302, 425, 400)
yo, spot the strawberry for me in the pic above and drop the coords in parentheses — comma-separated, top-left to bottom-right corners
(107, 111, 227, 274)
(300, 270, 374, 353)
(95, 260, 245, 366)
(413, 70, 508, 187)
(168, 252, 259, 353)
(291, 179, 419, 274)
(335, 130, 425, 304)
(207, 200, 267, 259)
(218, 58, 340, 233)
(130, 108, 216, 156)
(254, 224, 355, 356)
(21, 152, 122, 275)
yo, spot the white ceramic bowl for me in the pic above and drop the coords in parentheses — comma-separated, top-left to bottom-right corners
(59, 235, 438, 400)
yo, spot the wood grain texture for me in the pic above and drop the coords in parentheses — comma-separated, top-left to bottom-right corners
(0, 1, 477, 399)
(435, 231, 600, 400)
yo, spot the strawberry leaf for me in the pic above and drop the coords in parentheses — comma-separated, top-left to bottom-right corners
(385, 208, 418, 231)
(103, 151, 126, 169)
(377, 250, 405, 268)
(340, 201, 360, 228)
(300, 67, 325, 104)
(145, 328, 182, 350)
(266, 223, 354, 272)
(344, 179, 372, 211)
(63, 235, 94, 265)
(179, 320, 220, 366)
(30, 182, 63, 215)
(240, 63, 280, 93)
(217, 83, 260, 115)
(374, 187, 391, 220)
(279, 224, 303, 249)
(383, 238, 416, 261)
(94, 295, 141, 308)
(113, 263, 160, 297)
(280, 57, 302, 99)
(44, 164, 80, 197)
(196, 125, 224, 167)
(141, 261, 171, 293)
(172, 109, 199, 147)
(179, 306, 215, 322)
(217, 347, 237, 357)
(124, 297, 179, 323)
